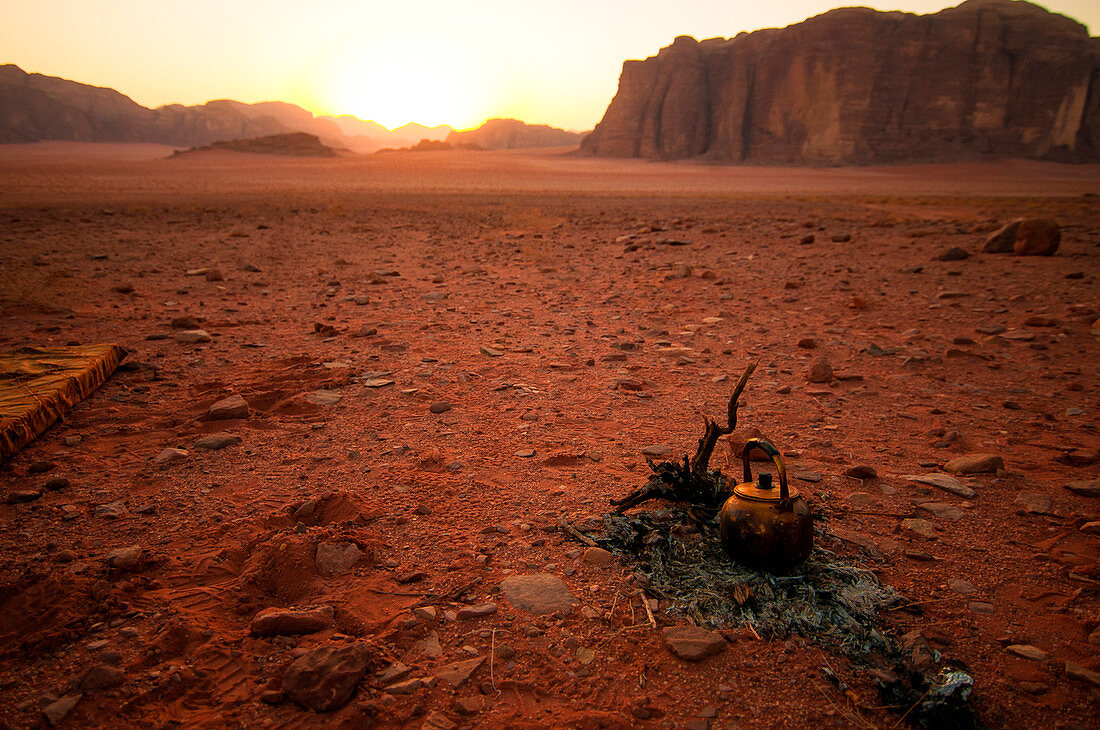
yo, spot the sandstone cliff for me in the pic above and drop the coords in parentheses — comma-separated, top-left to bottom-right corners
(582, 0, 1100, 164)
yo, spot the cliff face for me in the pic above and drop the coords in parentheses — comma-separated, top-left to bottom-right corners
(582, 0, 1100, 164)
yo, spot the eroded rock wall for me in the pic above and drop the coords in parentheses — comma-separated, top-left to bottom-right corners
(582, 0, 1100, 164)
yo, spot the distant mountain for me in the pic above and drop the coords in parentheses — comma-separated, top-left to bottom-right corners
(0, 65, 454, 152)
(445, 118, 582, 149)
(171, 132, 340, 157)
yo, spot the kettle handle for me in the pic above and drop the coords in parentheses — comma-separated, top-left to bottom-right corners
(741, 437, 791, 502)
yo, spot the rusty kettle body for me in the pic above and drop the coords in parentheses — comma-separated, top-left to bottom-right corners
(719, 437, 812, 573)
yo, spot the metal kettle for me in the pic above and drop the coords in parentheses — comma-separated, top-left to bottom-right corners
(719, 437, 812, 573)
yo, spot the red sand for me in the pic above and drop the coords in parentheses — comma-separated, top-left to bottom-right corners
(0, 144, 1097, 728)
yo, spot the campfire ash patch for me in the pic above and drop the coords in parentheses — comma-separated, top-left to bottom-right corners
(600, 508, 900, 657)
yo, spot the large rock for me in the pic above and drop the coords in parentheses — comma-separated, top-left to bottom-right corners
(208, 394, 249, 420)
(581, 1, 1100, 164)
(500, 574, 576, 615)
(282, 643, 371, 712)
(944, 453, 1003, 475)
(315, 542, 362, 577)
(983, 218, 1061, 255)
(250, 605, 335, 636)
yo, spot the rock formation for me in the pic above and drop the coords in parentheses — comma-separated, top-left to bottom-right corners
(582, 0, 1100, 164)
(170, 132, 340, 157)
(446, 118, 582, 149)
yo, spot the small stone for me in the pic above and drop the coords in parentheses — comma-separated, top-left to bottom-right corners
(946, 578, 976, 594)
(260, 690, 284, 704)
(968, 601, 995, 614)
(43, 477, 70, 491)
(846, 492, 876, 508)
(577, 647, 596, 665)
(94, 500, 127, 519)
(845, 465, 877, 479)
(455, 603, 497, 620)
(641, 444, 671, 457)
(807, 356, 833, 383)
(208, 394, 249, 420)
(421, 711, 457, 730)
(170, 316, 200, 330)
(480, 346, 504, 357)
(204, 269, 224, 281)
(176, 329, 211, 344)
(430, 401, 452, 414)
(385, 677, 425, 695)
(943, 453, 1003, 475)
(6, 489, 42, 504)
(905, 550, 935, 561)
(1080, 521, 1100, 535)
(903, 474, 976, 499)
(1065, 479, 1100, 497)
(27, 461, 55, 474)
(582, 547, 614, 566)
(454, 696, 484, 715)
(193, 433, 241, 450)
(936, 247, 969, 261)
(78, 664, 125, 690)
(830, 233, 852, 242)
(1006, 644, 1049, 661)
(793, 471, 823, 483)
(250, 605, 335, 636)
(315, 542, 362, 577)
(917, 502, 965, 521)
(106, 545, 144, 572)
(662, 625, 726, 661)
(42, 695, 81, 726)
(501, 574, 576, 615)
(282, 643, 371, 712)
(154, 447, 188, 464)
(900, 518, 937, 539)
(413, 606, 437, 621)
(515, 449, 536, 458)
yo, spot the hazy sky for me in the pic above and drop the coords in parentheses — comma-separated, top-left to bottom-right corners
(2, 1, 1096, 131)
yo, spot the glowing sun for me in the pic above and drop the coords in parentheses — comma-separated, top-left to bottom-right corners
(328, 34, 493, 130)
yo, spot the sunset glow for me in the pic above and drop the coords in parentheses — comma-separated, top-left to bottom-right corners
(1, 0, 1097, 132)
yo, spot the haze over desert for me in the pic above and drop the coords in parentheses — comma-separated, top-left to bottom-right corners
(1, 2, 1099, 729)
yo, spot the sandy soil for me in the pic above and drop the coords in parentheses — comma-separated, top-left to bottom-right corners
(0, 144, 1097, 729)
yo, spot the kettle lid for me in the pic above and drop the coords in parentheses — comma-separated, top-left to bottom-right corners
(733, 475, 801, 503)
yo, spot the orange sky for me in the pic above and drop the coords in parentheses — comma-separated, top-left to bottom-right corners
(1, 1, 1096, 131)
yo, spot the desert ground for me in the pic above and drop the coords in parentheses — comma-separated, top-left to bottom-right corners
(0, 143, 1098, 729)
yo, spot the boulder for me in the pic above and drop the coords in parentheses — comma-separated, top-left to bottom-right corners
(282, 643, 372, 712)
(1012, 219, 1061, 256)
(208, 394, 249, 420)
(500, 574, 576, 615)
(944, 453, 1003, 475)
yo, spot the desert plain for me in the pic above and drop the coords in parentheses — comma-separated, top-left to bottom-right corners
(0, 143, 1098, 728)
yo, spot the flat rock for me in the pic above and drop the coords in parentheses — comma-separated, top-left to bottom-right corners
(430, 401, 453, 414)
(78, 664, 124, 690)
(6, 489, 42, 504)
(793, 471, 823, 483)
(1064, 662, 1100, 688)
(434, 657, 484, 687)
(641, 444, 671, 457)
(305, 390, 342, 406)
(501, 574, 576, 615)
(662, 625, 726, 661)
(1014, 492, 1052, 514)
(208, 394, 249, 420)
(1006, 644, 1049, 661)
(282, 643, 371, 712)
(455, 603, 498, 620)
(845, 465, 878, 479)
(170, 316, 200, 329)
(900, 518, 937, 539)
(176, 329, 211, 343)
(943, 453, 1002, 475)
(250, 605, 335, 636)
(422, 711, 457, 730)
(154, 447, 188, 464)
(903, 473, 976, 499)
(1065, 479, 1100, 497)
(194, 433, 241, 450)
(95, 500, 127, 519)
(315, 542, 362, 576)
(917, 502, 965, 521)
(946, 578, 976, 594)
